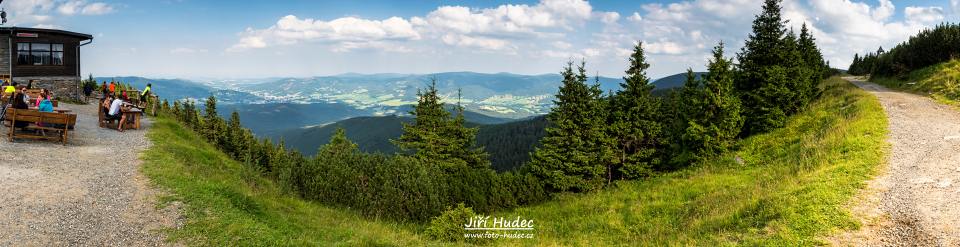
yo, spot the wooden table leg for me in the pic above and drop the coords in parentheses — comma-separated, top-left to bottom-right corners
(135, 114, 140, 129)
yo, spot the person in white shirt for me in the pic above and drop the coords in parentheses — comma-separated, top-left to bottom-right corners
(103, 95, 130, 132)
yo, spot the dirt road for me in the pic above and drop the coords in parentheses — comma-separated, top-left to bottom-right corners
(833, 77, 960, 246)
(0, 103, 180, 246)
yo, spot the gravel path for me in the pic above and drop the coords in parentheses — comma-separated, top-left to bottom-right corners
(831, 77, 960, 246)
(0, 102, 181, 246)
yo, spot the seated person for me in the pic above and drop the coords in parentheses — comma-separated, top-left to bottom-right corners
(105, 95, 131, 132)
(11, 92, 30, 128)
(34, 89, 50, 106)
(18, 86, 30, 106)
(37, 98, 65, 130)
(3, 82, 14, 94)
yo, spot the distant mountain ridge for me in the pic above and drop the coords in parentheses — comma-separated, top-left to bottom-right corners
(226, 103, 514, 137)
(651, 72, 708, 90)
(98, 72, 693, 138)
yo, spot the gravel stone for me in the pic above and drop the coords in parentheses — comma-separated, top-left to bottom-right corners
(0, 102, 182, 246)
(830, 77, 959, 246)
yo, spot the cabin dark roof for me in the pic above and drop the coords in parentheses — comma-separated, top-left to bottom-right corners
(0, 27, 93, 40)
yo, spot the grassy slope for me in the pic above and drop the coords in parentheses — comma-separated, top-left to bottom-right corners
(493, 77, 887, 246)
(141, 76, 886, 246)
(141, 117, 447, 246)
(871, 59, 960, 106)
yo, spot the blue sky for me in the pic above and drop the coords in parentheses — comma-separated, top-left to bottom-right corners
(4, 0, 956, 79)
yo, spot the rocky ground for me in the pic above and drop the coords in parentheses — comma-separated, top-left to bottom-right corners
(830, 77, 960, 246)
(0, 102, 181, 246)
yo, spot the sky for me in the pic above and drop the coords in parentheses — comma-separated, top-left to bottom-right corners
(3, 0, 957, 79)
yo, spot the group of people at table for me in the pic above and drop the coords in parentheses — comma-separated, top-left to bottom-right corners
(2, 80, 63, 130)
(1, 80, 153, 133)
(99, 81, 152, 132)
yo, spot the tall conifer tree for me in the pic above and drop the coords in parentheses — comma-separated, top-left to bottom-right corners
(677, 43, 744, 162)
(393, 79, 490, 169)
(736, 0, 791, 135)
(608, 42, 662, 181)
(529, 61, 609, 192)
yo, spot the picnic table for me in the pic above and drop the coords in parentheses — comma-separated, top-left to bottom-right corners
(122, 107, 143, 130)
(99, 102, 143, 130)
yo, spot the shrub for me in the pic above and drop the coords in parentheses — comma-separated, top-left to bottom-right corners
(424, 203, 487, 244)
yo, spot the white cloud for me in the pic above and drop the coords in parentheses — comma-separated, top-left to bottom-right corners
(331, 41, 412, 53)
(628, 12, 642, 22)
(552, 41, 572, 49)
(872, 0, 895, 20)
(57, 0, 84, 15)
(646, 41, 685, 55)
(441, 34, 513, 51)
(415, 0, 593, 50)
(229, 15, 421, 52)
(57, 1, 114, 16)
(905, 6, 944, 24)
(8, 0, 113, 27)
(81, 2, 115, 15)
(600, 11, 620, 24)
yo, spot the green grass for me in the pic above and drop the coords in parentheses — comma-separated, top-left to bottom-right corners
(871, 59, 960, 106)
(141, 117, 447, 246)
(491, 77, 888, 246)
(141, 76, 887, 246)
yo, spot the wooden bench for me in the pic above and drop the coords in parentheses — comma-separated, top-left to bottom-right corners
(5, 108, 77, 145)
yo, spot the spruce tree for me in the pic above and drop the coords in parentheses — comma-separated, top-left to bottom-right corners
(529, 61, 609, 192)
(780, 30, 809, 114)
(203, 95, 223, 145)
(320, 127, 359, 156)
(736, 0, 791, 135)
(608, 41, 662, 180)
(677, 43, 744, 162)
(447, 91, 490, 169)
(226, 111, 245, 159)
(799, 23, 827, 82)
(393, 79, 490, 169)
(671, 69, 704, 164)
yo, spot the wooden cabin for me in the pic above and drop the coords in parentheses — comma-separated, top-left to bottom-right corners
(0, 27, 93, 100)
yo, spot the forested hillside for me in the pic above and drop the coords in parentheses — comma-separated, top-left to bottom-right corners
(849, 23, 960, 78)
(848, 23, 960, 104)
(280, 115, 546, 171)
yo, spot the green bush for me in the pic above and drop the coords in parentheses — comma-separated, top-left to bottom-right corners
(425, 203, 487, 244)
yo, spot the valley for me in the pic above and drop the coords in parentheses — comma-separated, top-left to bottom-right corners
(100, 71, 694, 138)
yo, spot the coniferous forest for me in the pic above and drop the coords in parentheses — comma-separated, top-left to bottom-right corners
(848, 23, 960, 77)
(152, 0, 828, 230)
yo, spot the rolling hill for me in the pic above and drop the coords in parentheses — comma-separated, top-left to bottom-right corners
(95, 76, 264, 104)
(279, 115, 547, 171)
(651, 71, 708, 89)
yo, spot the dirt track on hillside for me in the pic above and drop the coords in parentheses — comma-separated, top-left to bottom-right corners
(830, 77, 960, 246)
(0, 102, 181, 246)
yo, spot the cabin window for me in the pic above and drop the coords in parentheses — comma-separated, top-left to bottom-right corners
(17, 43, 65, 66)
